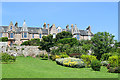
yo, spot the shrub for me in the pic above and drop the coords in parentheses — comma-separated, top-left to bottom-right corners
(0, 37, 8, 42)
(60, 54, 69, 58)
(108, 56, 119, 67)
(108, 67, 120, 73)
(0, 53, 16, 63)
(91, 60, 101, 71)
(51, 55, 61, 61)
(101, 53, 112, 61)
(56, 58, 85, 68)
(81, 55, 97, 67)
(40, 54, 48, 59)
(101, 61, 109, 66)
(21, 38, 40, 46)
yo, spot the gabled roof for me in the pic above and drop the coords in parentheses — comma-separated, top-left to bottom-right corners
(79, 30, 88, 36)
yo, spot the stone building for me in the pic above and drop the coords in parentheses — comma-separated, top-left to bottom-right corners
(0, 20, 93, 46)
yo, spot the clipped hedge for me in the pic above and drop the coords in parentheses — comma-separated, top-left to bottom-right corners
(0, 53, 16, 63)
(81, 55, 97, 67)
(56, 58, 85, 68)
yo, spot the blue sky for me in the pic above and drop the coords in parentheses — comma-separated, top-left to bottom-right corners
(2, 2, 118, 40)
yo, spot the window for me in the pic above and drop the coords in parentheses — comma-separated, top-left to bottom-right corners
(24, 32, 27, 38)
(58, 29, 59, 32)
(88, 36, 91, 40)
(32, 34, 34, 38)
(39, 34, 42, 38)
(22, 33, 23, 38)
(0, 33, 2, 38)
(77, 35, 80, 40)
(10, 33, 13, 38)
(10, 26, 12, 30)
(60, 29, 61, 32)
(53, 33, 56, 38)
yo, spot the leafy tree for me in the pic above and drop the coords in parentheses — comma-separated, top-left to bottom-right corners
(81, 44, 93, 55)
(38, 34, 54, 60)
(117, 42, 120, 47)
(57, 38, 79, 47)
(55, 31, 73, 42)
(91, 32, 116, 60)
(79, 40, 92, 46)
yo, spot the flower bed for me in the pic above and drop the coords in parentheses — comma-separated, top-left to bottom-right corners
(56, 58, 85, 68)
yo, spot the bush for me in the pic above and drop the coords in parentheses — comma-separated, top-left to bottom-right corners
(21, 38, 40, 46)
(91, 60, 101, 71)
(56, 58, 85, 68)
(51, 55, 61, 61)
(101, 53, 112, 61)
(66, 46, 82, 56)
(0, 53, 16, 63)
(101, 61, 109, 66)
(40, 54, 48, 59)
(60, 54, 69, 58)
(108, 56, 119, 67)
(108, 67, 120, 73)
(0, 37, 8, 42)
(81, 55, 97, 67)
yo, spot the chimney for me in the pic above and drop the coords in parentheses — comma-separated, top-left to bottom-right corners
(47, 24, 49, 35)
(75, 24, 77, 28)
(86, 25, 91, 32)
(53, 24, 55, 26)
(43, 23, 46, 29)
(66, 24, 69, 30)
(15, 21, 18, 28)
(71, 24, 73, 34)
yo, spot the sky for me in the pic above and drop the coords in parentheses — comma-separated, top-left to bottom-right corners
(1, 2, 118, 40)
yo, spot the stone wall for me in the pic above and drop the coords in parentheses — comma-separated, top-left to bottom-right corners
(0, 42, 8, 53)
(2, 45, 47, 57)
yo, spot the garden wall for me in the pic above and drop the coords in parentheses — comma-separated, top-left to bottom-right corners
(4, 46, 47, 57)
(0, 42, 8, 53)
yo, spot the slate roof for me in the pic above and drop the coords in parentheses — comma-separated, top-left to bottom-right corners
(0, 26, 93, 36)
(0, 26, 48, 34)
(79, 30, 88, 36)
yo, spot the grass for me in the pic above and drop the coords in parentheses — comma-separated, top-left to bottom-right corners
(2, 56, 118, 78)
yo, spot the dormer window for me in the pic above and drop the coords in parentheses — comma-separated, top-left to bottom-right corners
(10, 26, 12, 30)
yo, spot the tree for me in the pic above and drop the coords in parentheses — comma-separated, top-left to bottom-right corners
(55, 31, 73, 42)
(38, 34, 54, 60)
(57, 38, 79, 47)
(91, 32, 116, 60)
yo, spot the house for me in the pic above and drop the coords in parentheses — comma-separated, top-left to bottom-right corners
(0, 20, 94, 46)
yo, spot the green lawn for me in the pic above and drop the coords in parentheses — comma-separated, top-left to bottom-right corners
(2, 56, 118, 78)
